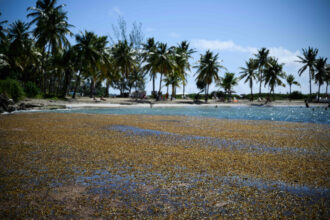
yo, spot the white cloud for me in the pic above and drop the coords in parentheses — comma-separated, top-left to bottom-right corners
(109, 6, 122, 17)
(191, 39, 300, 67)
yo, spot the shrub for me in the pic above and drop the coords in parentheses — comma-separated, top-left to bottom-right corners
(289, 91, 304, 99)
(0, 79, 25, 102)
(24, 81, 40, 98)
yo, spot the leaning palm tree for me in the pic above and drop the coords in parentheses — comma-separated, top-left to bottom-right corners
(264, 57, 286, 100)
(240, 58, 258, 101)
(254, 48, 270, 97)
(217, 72, 238, 102)
(286, 74, 300, 97)
(194, 50, 225, 102)
(314, 57, 327, 102)
(297, 47, 318, 99)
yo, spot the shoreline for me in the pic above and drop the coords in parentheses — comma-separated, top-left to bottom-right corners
(1, 97, 328, 114)
(19, 97, 330, 109)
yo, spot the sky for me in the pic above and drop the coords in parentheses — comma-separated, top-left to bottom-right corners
(1, 0, 330, 95)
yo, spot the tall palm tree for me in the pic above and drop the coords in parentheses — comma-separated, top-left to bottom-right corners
(217, 72, 238, 102)
(254, 48, 270, 97)
(176, 41, 195, 98)
(0, 12, 8, 42)
(27, 0, 73, 94)
(112, 40, 136, 96)
(74, 31, 99, 98)
(264, 57, 286, 100)
(195, 50, 225, 102)
(314, 57, 327, 102)
(286, 74, 300, 96)
(142, 37, 158, 96)
(240, 58, 258, 101)
(7, 20, 31, 75)
(154, 43, 174, 98)
(297, 47, 318, 99)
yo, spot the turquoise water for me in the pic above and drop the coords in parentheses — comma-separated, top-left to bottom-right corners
(55, 106, 330, 124)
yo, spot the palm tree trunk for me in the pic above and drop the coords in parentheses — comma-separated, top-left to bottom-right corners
(326, 82, 328, 96)
(309, 69, 312, 100)
(250, 79, 253, 101)
(171, 84, 175, 101)
(158, 70, 163, 100)
(61, 69, 71, 98)
(318, 82, 321, 102)
(72, 72, 81, 99)
(183, 83, 185, 98)
(166, 85, 169, 95)
(90, 78, 94, 98)
(105, 80, 110, 97)
(152, 74, 155, 94)
(289, 85, 292, 96)
(205, 84, 208, 103)
(92, 79, 96, 100)
(259, 67, 262, 97)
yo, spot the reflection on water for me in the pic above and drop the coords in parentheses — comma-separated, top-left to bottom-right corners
(56, 106, 330, 124)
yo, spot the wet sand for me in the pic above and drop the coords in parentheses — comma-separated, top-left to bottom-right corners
(0, 113, 329, 218)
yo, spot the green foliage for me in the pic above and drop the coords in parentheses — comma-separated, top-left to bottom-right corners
(289, 91, 304, 99)
(24, 81, 40, 98)
(0, 79, 25, 101)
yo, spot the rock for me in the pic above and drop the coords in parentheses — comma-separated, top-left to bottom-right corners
(7, 99, 14, 105)
(24, 103, 44, 108)
(7, 105, 16, 112)
(44, 105, 66, 110)
(0, 94, 12, 112)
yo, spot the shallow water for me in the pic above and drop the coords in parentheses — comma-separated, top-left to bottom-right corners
(55, 106, 330, 124)
(108, 125, 326, 155)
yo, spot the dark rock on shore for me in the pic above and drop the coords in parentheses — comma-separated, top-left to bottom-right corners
(0, 94, 16, 113)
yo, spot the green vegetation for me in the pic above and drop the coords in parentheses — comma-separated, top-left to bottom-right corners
(0, 0, 329, 103)
(0, 78, 25, 101)
(24, 81, 40, 98)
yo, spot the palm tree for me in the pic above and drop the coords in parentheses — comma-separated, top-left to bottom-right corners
(325, 64, 330, 96)
(286, 74, 300, 97)
(297, 47, 318, 99)
(195, 50, 225, 102)
(0, 12, 8, 42)
(142, 38, 158, 96)
(112, 40, 136, 96)
(217, 72, 238, 102)
(7, 20, 31, 75)
(264, 57, 286, 100)
(240, 58, 258, 101)
(27, 0, 73, 94)
(254, 48, 270, 97)
(154, 43, 174, 99)
(176, 41, 195, 98)
(73, 31, 99, 98)
(314, 57, 327, 102)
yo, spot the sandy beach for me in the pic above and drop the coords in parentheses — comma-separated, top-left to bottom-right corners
(17, 97, 329, 110)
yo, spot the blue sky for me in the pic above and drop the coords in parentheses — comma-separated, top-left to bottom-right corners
(1, 0, 330, 95)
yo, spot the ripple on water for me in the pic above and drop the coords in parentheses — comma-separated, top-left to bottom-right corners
(107, 125, 326, 156)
